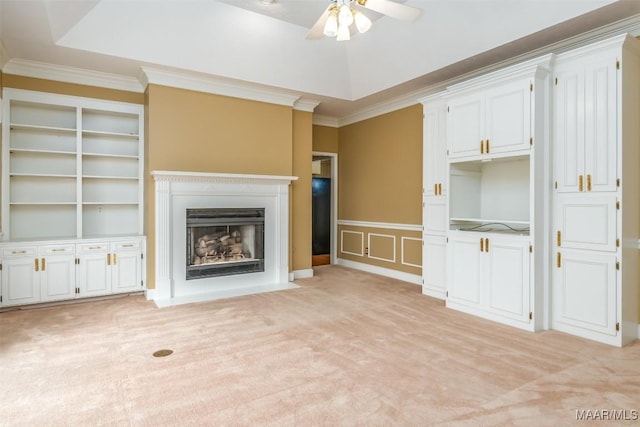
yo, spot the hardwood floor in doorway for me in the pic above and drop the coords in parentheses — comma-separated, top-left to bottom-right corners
(312, 254, 331, 266)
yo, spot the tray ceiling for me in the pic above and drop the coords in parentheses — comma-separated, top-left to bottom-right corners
(1, 0, 639, 119)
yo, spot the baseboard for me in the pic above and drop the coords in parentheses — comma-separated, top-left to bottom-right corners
(145, 288, 156, 301)
(289, 269, 314, 281)
(336, 258, 421, 285)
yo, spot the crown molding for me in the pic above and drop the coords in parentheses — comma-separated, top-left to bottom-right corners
(339, 14, 640, 127)
(139, 66, 302, 108)
(313, 114, 340, 128)
(293, 98, 321, 112)
(1, 59, 144, 93)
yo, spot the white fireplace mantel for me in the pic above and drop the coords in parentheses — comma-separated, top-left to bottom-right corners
(151, 170, 298, 307)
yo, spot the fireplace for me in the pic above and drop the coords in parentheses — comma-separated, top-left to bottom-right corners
(150, 171, 299, 307)
(186, 208, 265, 280)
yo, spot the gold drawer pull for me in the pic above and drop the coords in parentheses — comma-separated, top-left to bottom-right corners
(51, 248, 66, 252)
(12, 250, 27, 254)
(480, 238, 484, 252)
(121, 244, 134, 247)
(35, 258, 39, 272)
(113, 253, 117, 265)
(41, 258, 45, 271)
(437, 183, 442, 195)
(107, 253, 111, 265)
(88, 246, 102, 250)
(485, 238, 489, 252)
(434, 183, 438, 195)
(557, 252, 562, 268)
(587, 174, 592, 191)
(486, 139, 490, 153)
(480, 140, 485, 154)
(578, 175, 584, 192)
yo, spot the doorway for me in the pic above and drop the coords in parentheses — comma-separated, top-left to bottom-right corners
(311, 153, 337, 267)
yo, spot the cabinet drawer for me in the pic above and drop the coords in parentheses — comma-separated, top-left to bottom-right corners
(40, 245, 75, 255)
(78, 243, 109, 254)
(113, 241, 141, 251)
(1, 246, 37, 257)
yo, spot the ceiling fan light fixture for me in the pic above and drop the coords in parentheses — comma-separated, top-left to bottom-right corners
(353, 10, 371, 33)
(323, 10, 339, 37)
(338, 4, 354, 26)
(336, 22, 351, 41)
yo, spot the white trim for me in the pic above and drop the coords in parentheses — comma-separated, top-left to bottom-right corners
(340, 230, 364, 257)
(367, 233, 396, 263)
(401, 236, 422, 268)
(291, 269, 314, 280)
(338, 16, 640, 127)
(144, 288, 156, 301)
(2, 59, 144, 93)
(313, 115, 340, 127)
(293, 99, 321, 112)
(139, 66, 302, 108)
(151, 170, 298, 185)
(338, 220, 422, 232)
(336, 258, 421, 285)
(312, 152, 338, 265)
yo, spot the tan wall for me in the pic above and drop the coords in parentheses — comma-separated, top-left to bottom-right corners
(312, 124, 339, 153)
(338, 225, 421, 276)
(338, 104, 422, 224)
(291, 110, 312, 272)
(145, 84, 307, 287)
(2, 75, 144, 104)
(335, 104, 422, 275)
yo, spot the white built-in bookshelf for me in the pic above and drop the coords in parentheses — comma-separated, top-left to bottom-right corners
(2, 89, 144, 240)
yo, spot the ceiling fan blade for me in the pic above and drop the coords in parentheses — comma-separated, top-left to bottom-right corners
(306, 6, 332, 40)
(358, 0, 421, 21)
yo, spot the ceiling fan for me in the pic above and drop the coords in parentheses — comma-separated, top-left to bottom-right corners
(306, 0, 421, 41)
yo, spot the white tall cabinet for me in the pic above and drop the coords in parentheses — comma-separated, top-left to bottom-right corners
(0, 89, 146, 307)
(421, 54, 552, 332)
(552, 35, 640, 346)
(421, 33, 640, 346)
(420, 94, 448, 299)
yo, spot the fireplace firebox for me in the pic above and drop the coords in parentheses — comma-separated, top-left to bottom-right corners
(186, 208, 265, 280)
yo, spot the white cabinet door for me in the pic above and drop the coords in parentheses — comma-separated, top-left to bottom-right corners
(78, 243, 111, 297)
(583, 56, 617, 193)
(111, 242, 142, 293)
(554, 55, 617, 194)
(39, 245, 76, 302)
(485, 79, 531, 155)
(556, 194, 617, 252)
(553, 249, 617, 336)
(423, 196, 448, 235)
(484, 236, 530, 322)
(554, 66, 585, 193)
(422, 234, 446, 299)
(447, 233, 482, 306)
(423, 102, 447, 196)
(1, 252, 39, 306)
(447, 94, 483, 159)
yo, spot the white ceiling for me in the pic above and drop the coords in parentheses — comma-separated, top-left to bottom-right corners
(1, 0, 640, 120)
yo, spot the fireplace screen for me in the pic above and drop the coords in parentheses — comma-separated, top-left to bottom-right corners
(186, 208, 265, 280)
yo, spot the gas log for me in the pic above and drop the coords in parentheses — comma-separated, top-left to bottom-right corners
(192, 230, 250, 265)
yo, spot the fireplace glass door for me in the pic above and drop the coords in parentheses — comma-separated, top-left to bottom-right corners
(186, 208, 265, 280)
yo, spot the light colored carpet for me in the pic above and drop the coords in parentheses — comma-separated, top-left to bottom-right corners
(1, 265, 638, 426)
